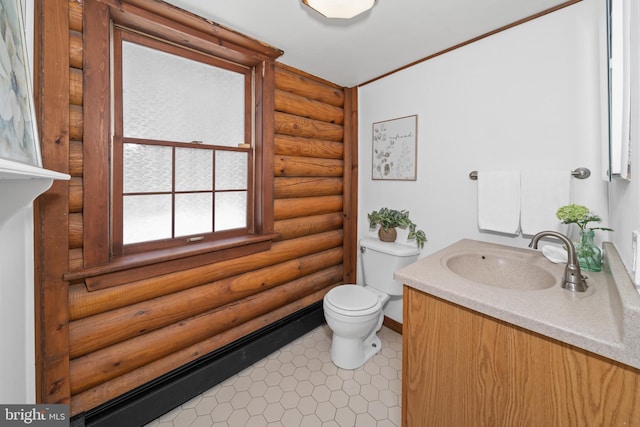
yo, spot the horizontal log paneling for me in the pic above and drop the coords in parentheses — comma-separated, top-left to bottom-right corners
(274, 195, 343, 221)
(274, 134, 343, 159)
(68, 248, 343, 358)
(274, 177, 343, 199)
(275, 89, 344, 125)
(69, 230, 344, 320)
(69, 248, 83, 271)
(274, 213, 343, 241)
(68, 213, 83, 249)
(38, 3, 353, 413)
(69, 104, 83, 140)
(69, 67, 82, 105)
(69, 266, 342, 395)
(275, 155, 343, 177)
(69, 140, 82, 176)
(69, 31, 82, 68)
(68, 177, 82, 213)
(274, 66, 344, 107)
(69, 0, 82, 32)
(69, 287, 333, 415)
(275, 111, 343, 142)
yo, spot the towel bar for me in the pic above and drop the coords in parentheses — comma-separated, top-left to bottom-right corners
(468, 167, 590, 181)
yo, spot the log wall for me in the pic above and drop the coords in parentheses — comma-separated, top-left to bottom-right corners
(35, 0, 358, 415)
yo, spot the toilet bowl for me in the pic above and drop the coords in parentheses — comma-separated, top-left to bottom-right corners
(323, 285, 389, 369)
(323, 237, 419, 369)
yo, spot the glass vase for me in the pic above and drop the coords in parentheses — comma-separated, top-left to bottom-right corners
(575, 229, 601, 272)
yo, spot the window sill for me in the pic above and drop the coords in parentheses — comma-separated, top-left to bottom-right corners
(63, 233, 279, 291)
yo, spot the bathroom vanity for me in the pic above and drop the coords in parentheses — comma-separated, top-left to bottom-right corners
(396, 239, 640, 427)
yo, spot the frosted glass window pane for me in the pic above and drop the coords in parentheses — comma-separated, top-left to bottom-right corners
(123, 195, 172, 244)
(215, 151, 247, 190)
(122, 41, 245, 146)
(215, 192, 247, 231)
(175, 193, 213, 237)
(175, 148, 213, 191)
(123, 144, 173, 193)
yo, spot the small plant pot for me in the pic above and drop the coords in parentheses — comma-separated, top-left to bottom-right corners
(378, 227, 397, 243)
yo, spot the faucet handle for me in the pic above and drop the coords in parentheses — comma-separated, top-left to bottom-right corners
(563, 265, 588, 292)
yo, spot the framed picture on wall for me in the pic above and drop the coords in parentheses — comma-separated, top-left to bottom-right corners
(0, 0, 42, 167)
(372, 115, 417, 181)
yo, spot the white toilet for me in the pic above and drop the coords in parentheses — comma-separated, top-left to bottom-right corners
(323, 237, 419, 369)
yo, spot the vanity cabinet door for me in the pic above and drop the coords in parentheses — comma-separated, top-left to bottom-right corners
(402, 286, 640, 427)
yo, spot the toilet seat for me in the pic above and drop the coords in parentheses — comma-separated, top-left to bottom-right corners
(325, 285, 383, 317)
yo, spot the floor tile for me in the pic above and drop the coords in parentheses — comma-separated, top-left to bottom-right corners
(145, 325, 402, 426)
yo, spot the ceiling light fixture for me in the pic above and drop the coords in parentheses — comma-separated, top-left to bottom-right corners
(302, 0, 376, 19)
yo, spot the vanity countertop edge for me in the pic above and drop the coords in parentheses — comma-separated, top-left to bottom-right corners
(395, 239, 640, 371)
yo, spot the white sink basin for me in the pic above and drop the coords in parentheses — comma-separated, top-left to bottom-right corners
(444, 252, 558, 290)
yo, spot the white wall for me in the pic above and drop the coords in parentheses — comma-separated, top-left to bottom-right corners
(0, 206, 36, 403)
(0, 170, 67, 405)
(609, 0, 640, 281)
(358, 0, 609, 321)
(357, 0, 610, 306)
(0, 0, 38, 404)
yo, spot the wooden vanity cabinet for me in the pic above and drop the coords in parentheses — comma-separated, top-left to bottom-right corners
(402, 286, 640, 427)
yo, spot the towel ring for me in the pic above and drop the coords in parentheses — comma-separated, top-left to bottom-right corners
(468, 167, 590, 180)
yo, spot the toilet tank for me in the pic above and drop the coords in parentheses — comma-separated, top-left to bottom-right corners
(360, 237, 419, 296)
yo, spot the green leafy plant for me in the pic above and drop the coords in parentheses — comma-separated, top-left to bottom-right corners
(367, 207, 427, 248)
(556, 204, 612, 272)
(555, 204, 613, 232)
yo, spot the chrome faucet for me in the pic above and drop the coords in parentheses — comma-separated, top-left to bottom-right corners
(528, 230, 587, 292)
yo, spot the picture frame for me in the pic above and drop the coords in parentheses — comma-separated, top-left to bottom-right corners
(372, 115, 417, 180)
(0, 0, 42, 167)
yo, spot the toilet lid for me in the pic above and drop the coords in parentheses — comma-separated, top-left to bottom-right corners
(325, 286, 380, 312)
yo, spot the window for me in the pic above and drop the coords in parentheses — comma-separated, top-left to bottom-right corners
(112, 30, 253, 255)
(77, 0, 282, 284)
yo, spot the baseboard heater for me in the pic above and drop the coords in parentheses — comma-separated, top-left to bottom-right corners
(71, 301, 325, 427)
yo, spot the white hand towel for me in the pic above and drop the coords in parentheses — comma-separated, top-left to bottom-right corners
(520, 170, 571, 236)
(477, 171, 521, 235)
(541, 244, 569, 264)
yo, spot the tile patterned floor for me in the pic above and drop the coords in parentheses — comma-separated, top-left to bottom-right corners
(144, 325, 402, 427)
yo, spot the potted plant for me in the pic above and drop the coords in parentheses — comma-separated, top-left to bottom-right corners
(556, 204, 613, 272)
(367, 207, 427, 248)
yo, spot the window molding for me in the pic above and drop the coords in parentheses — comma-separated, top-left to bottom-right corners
(81, 0, 281, 273)
(63, 232, 278, 291)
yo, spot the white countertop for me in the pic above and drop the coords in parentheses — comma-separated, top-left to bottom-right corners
(395, 238, 640, 370)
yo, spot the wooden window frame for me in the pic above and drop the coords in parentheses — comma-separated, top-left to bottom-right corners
(112, 28, 254, 256)
(69, 0, 282, 290)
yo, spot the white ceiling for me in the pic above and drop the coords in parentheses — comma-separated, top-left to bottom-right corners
(165, 0, 574, 87)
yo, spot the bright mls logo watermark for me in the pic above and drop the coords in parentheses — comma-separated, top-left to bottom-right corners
(0, 405, 68, 426)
